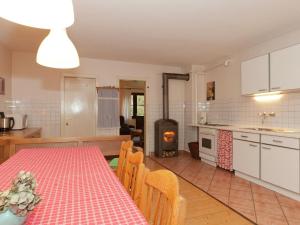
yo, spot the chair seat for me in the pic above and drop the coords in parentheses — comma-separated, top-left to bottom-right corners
(109, 157, 119, 168)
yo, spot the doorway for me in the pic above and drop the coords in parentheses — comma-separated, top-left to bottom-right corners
(62, 77, 97, 137)
(119, 80, 146, 149)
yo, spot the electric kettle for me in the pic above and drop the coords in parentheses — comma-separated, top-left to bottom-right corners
(0, 117, 15, 132)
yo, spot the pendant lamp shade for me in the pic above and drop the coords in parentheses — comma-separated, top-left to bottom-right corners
(36, 29, 80, 69)
(0, 0, 74, 29)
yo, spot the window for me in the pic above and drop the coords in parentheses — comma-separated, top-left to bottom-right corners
(131, 93, 144, 117)
(97, 88, 119, 128)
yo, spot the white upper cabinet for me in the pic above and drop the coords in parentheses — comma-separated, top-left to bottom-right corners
(241, 54, 269, 95)
(270, 44, 300, 92)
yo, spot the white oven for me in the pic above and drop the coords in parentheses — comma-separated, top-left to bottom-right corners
(199, 128, 218, 167)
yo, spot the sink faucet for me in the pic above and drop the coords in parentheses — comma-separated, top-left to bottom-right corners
(258, 112, 275, 126)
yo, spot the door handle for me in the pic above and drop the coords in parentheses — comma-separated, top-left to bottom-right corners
(241, 135, 248, 138)
(271, 87, 281, 90)
(262, 146, 271, 150)
(272, 140, 282, 143)
(66, 122, 69, 126)
(258, 89, 267, 92)
(249, 144, 257, 147)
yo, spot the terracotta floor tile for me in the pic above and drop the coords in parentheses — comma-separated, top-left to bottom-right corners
(276, 193, 300, 208)
(254, 201, 284, 216)
(253, 192, 278, 204)
(229, 203, 257, 223)
(231, 177, 251, 192)
(281, 205, 300, 221)
(208, 186, 230, 196)
(251, 183, 275, 196)
(231, 183, 252, 192)
(287, 218, 300, 225)
(256, 212, 288, 225)
(230, 189, 253, 201)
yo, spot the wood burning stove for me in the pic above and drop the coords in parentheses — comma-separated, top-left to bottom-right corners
(154, 73, 189, 157)
(155, 119, 178, 157)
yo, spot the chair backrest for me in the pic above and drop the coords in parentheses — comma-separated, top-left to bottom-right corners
(123, 151, 144, 199)
(177, 196, 186, 225)
(133, 164, 149, 205)
(139, 170, 181, 225)
(116, 140, 133, 180)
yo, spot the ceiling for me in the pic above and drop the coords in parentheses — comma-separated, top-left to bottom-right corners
(1, 0, 300, 66)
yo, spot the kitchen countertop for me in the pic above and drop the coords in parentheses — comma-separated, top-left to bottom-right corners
(0, 128, 41, 140)
(189, 123, 300, 138)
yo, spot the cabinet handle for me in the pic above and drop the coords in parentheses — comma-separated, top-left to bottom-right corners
(249, 144, 257, 147)
(272, 139, 282, 143)
(262, 146, 271, 150)
(241, 135, 248, 138)
(271, 87, 281, 90)
(258, 89, 267, 92)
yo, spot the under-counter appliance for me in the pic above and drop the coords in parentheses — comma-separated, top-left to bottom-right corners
(0, 117, 15, 132)
(6, 114, 28, 130)
(199, 127, 218, 167)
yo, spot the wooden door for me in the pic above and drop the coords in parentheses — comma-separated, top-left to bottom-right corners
(62, 77, 96, 137)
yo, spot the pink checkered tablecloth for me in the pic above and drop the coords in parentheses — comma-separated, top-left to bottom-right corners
(0, 146, 148, 225)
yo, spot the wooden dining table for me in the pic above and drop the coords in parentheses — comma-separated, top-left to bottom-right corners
(0, 146, 148, 225)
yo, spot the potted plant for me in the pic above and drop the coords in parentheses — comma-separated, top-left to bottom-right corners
(0, 171, 41, 225)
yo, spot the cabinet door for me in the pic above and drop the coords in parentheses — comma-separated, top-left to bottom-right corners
(241, 54, 269, 95)
(270, 44, 300, 91)
(233, 140, 260, 178)
(261, 144, 299, 193)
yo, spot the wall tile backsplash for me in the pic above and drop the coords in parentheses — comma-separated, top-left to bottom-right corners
(202, 92, 300, 128)
(0, 98, 187, 151)
(0, 97, 61, 137)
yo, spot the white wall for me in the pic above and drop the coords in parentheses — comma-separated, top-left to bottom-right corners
(203, 28, 300, 128)
(11, 52, 185, 154)
(0, 43, 12, 99)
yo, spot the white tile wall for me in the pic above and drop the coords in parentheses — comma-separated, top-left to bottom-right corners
(0, 97, 60, 137)
(184, 101, 198, 150)
(203, 92, 300, 128)
(0, 98, 187, 153)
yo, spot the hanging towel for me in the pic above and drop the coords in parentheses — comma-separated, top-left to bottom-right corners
(217, 130, 233, 171)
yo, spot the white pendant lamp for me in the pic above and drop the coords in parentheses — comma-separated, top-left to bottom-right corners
(36, 29, 80, 69)
(0, 0, 74, 29)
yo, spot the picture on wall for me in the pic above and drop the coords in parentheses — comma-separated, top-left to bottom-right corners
(207, 81, 215, 101)
(0, 77, 4, 95)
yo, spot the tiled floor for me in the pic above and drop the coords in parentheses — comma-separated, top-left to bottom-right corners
(144, 157, 253, 225)
(149, 151, 300, 225)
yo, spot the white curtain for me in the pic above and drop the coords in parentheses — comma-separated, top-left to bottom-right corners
(97, 88, 119, 128)
(120, 89, 131, 121)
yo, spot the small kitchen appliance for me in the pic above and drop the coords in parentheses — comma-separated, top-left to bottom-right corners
(6, 114, 28, 130)
(0, 117, 15, 132)
(198, 112, 207, 124)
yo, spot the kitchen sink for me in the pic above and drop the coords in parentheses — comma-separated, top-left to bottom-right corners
(243, 127, 297, 133)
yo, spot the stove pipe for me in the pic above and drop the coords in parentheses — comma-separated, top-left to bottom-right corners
(162, 73, 190, 119)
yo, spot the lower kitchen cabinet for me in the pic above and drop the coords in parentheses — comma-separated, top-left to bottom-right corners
(261, 144, 299, 193)
(233, 139, 260, 178)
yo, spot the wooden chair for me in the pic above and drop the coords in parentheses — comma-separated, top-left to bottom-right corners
(133, 164, 149, 205)
(123, 151, 144, 199)
(177, 196, 186, 225)
(115, 140, 133, 180)
(139, 169, 184, 225)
